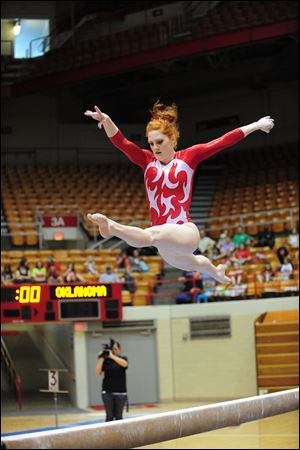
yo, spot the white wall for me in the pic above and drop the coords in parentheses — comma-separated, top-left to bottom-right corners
(124, 296, 298, 402)
(74, 296, 298, 407)
(2, 296, 298, 408)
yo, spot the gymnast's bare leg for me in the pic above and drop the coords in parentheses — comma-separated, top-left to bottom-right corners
(87, 213, 230, 284)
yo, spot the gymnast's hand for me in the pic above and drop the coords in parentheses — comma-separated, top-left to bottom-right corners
(84, 105, 109, 129)
(256, 116, 274, 133)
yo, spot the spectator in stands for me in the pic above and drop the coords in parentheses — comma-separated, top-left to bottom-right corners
(63, 263, 86, 283)
(120, 267, 136, 295)
(224, 282, 247, 299)
(85, 103, 274, 285)
(204, 245, 221, 262)
(15, 257, 32, 284)
(46, 256, 62, 277)
(175, 270, 203, 304)
(115, 250, 130, 270)
(218, 236, 235, 258)
(255, 226, 275, 249)
(96, 339, 128, 422)
(84, 256, 99, 277)
(231, 243, 252, 265)
(216, 229, 229, 252)
(139, 258, 149, 272)
(31, 260, 47, 283)
(257, 262, 276, 284)
(279, 257, 294, 280)
(47, 265, 63, 284)
(196, 274, 216, 303)
(222, 254, 232, 269)
(129, 249, 143, 272)
(198, 230, 216, 255)
(2, 264, 14, 285)
(99, 266, 120, 283)
(276, 246, 289, 265)
(288, 227, 299, 248)
(232, 226, 252, 247)
(228, 262, 244, 285)
(252, 251, 267, 263)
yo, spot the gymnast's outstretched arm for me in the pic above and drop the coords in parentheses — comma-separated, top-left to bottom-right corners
(84, 105, 118, 137)
(183, 116, 275, 166)
(84, 105, 149, 168)
(240, 116, 274, 137)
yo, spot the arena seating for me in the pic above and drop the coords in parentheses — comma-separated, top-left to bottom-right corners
(25, 1, 298, 78)
(206, 142, 299, 238)
(2, 141, 298, 244)
(1, 164, 150, 243)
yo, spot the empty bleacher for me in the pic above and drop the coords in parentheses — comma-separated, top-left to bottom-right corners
(20, 1, 299, 80)
(206, 142, 299, 237)
(1, 164, 150, 244)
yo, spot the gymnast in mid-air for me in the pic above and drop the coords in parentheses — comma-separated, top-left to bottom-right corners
(84, 101, 274, 284)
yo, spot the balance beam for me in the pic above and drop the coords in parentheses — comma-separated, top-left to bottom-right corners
(2, 388, 298, 449)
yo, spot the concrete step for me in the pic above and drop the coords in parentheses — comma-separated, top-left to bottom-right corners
(192, 191, 215, 196)
(190, 207, 211, 213)
(190, 200, 213, 205)
(190, 211, 211, 216)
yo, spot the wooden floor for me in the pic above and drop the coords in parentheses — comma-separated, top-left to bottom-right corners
(1, 401, 298, 449)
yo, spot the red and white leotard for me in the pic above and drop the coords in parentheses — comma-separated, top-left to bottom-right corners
(110, 128, 245, 226)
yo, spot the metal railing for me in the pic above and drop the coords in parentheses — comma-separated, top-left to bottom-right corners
(1, 336, 22, 410)
(35, 330, 75, 383)
(28, 36, 50, 58)
(148, 273, 299, 304)
(204, 206, 299, 232)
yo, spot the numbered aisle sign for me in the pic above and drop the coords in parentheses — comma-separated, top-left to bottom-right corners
(48, 370, 59, 392)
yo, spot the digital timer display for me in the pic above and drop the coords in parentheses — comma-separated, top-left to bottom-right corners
(14, 286, 41, 303)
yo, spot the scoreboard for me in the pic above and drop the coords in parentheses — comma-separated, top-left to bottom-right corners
(1, 283, 122, 323)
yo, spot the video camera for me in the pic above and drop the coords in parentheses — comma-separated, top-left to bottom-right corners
(98, 338, 115, 359)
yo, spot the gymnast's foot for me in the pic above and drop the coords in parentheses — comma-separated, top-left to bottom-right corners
(215, 264, 231, 285)
(87, 213, 112, 238)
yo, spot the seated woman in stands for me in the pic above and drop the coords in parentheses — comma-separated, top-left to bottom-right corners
(231, 243, 252, 265)
(84, 102, 274, 284)
(47, 265, 63, 284)
(228, 261, 244, 285)
(63, 263, 86, 283)
(217, 235, 235, 258)
(1, 263, 14, 285)
(31, 260, 47, 284)
(256, 262, 276, 284)
(15, 257, 32, 284)
(279, 257, 294, 280)
(115, 250, 130, 270)
(84, 255, 99, 278)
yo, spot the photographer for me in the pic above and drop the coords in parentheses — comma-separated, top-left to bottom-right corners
(95, 339, 128, 421)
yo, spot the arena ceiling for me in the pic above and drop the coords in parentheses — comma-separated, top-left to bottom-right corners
(69, 34, 298, 122)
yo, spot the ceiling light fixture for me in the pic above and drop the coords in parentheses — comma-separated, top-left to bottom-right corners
(13, 20, 21, 36)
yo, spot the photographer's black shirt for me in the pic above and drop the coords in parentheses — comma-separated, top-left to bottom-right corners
(102, 356, 128, 393)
